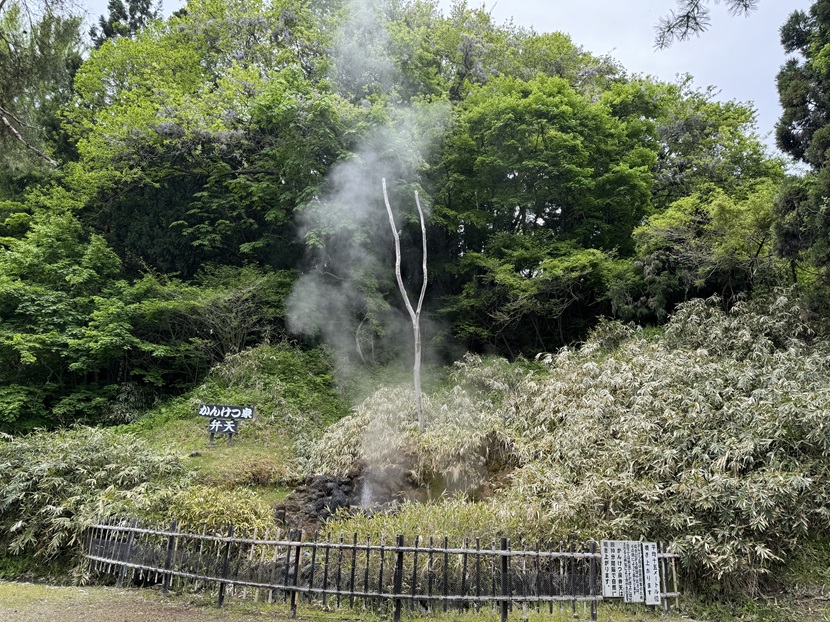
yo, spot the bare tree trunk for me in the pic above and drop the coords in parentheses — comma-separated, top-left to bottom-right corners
(382, 178, 428, 433)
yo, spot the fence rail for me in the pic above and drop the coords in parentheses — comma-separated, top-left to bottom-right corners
(85, 519, 680, 621)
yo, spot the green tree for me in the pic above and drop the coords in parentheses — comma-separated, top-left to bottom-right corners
(0, 1, 82, 170)
(89, 0, 160, 48)
(383, 1, 620, 103)
(617, 180, 785, 320)
(63, 0, 358, 276)
(774, 0, 830, 276)
(432, 74, 655, 353)
(776, 1, 830, 167)
(0, 208, 294, 431)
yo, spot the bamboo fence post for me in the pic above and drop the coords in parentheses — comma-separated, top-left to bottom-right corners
(230, 528, 247, 600)
(558, 540, 564, 614)
(349, 532, 358, 608)
(322, 532, 331, 608)
(534, 540, 541, 613)
(102, 519, 114, 575)
(475, 537, 481, 613)
(411, 535, 420, 611)
(282, 529, 294, 602)
(442, 536, 449, 612)
(242, 527, 257, 600)
(671, 548, 679, 611)
(427, 535, 434, 611)
(217, 525, 235, 608)
(659, 542, 670, 615)
(335, 533, 344, 608)
(491, 538, 497, 614)
(377, 535, 386, 611)
(308, 532, 318, 604)
(161, 520, 178, 595)
(582, 542, 587, 618)
(138, 522, 151, 584)
(116, 519, 138, 588)
(363, 535, 371, 607)
(570, 541, 577, 616)
(153, 521, 161, 585)
(256, 533, 267, 602)
(105, 519, 119, 575)
(460, 537, 469, 613)
(589, 541, 598, 621)
(267, 529, 281, 604)
(521, 539, 528, 621)
(289, 530, 302, 618)
(393, 535, 404, 622)
(500, 537, 509, 622)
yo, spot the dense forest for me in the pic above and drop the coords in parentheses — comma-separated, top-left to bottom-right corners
(3, 0, 825, 433)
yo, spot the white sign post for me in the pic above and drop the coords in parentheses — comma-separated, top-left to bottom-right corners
(601, 540, 625, 598)
(623, 541, 644, 603)
(601, 540, 662, 606)
(642, 542, 662, 606)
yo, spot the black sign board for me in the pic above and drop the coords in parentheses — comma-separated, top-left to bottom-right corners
(198, 404, 254, 420)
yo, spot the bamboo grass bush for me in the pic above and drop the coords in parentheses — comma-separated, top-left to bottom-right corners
(0, 427, 182, 560)
(314, 291, 830, 595)
(303, 355, 521, 489)
(129, 484, 275, 533)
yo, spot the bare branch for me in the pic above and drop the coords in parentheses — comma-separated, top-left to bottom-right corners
(0, 112, 58, 167)
(382, 178, 418, 325)
(382, 178, 428, 433)
(0, 105, 36, 131)
(414, 191, 428, 317)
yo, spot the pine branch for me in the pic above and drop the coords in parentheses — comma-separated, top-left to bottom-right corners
(656, 0, 759, 49)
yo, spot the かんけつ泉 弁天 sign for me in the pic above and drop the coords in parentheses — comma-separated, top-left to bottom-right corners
(197, 404, 254, 420)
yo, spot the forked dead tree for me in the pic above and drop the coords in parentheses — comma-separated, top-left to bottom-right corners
(382, 178, 427, 433)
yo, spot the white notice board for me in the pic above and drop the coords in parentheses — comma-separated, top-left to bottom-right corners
(623, 541, 644, 603)
(641, 542, 661, 605)
(600, 540, 625, 597)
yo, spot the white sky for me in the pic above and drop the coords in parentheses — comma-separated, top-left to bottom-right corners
(455, 0, 813, 156)
(82, 0, 813, 155)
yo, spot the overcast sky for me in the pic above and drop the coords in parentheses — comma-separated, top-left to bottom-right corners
(456, 0, 814, 157)
(83, 0, 813, 156)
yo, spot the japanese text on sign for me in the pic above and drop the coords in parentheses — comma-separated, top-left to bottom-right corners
(623, 541, 644, 603)
(208, 419, 239, 435)
(602, 540, 661, 605)
(642, 542, 662, 606)
(601, 540, 625, 598)
(198, 404, 254, 420)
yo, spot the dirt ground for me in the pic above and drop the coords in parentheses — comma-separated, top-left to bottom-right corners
(10, 579, 827, 622)
(0, 581, 359, 622)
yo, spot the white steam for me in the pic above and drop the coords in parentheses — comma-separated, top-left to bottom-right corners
(286, 0, 450, 370)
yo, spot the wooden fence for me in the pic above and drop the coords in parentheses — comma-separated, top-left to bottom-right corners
(85, 519, 680, 621)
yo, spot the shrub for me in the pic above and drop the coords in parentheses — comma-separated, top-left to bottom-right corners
(161, 341, 350, 440)
(503, 292, 830, 593)
(130, 484, 274, 534)
(0, 427, 182, 560)
(316, 291, 830, 596)
(303, 355, 522, 491)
